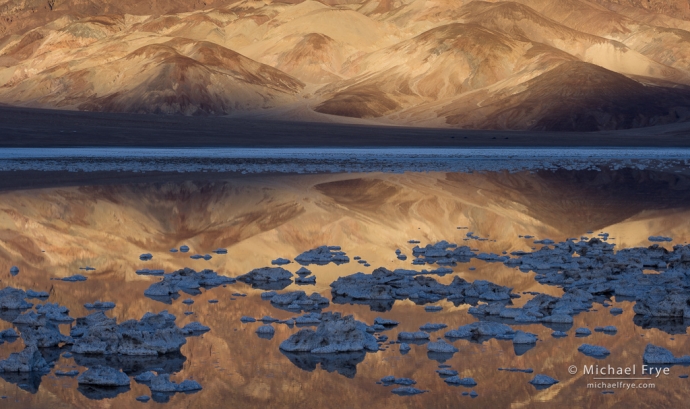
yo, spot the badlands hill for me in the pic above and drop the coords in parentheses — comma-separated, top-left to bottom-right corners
(1, 0, 690, 130)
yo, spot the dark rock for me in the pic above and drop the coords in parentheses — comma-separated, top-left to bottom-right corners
(279, 312, 378, 354)
(136, 269, 165, 276)
(643, 344, 690, 365)
(149, 374, 201, 392)
(529, 374, 559, 390)
(268, 291, 329, 313)
(84, 301, 116, 310)
(77, 384, 130, 400)
(419, 323, 447, 332)
(35, 303, 74, 322)
(181, 322, 210, 336)
(331, 267, 514, 312)
(397, 332, 429, 344)
(444, 376, 476, 386)
(272, 258, 291, 265)
(0, 287, 33, 310)
(236, 267, 292, 290)
(391, 387, 427, 396)
(296, 267, 312, 276)
(77, 366, 130, 387)
(62, 275, 87, 282)
(578, 344, 611, 359)
(14, 311, 74, 348)
(444, 322, 515, 342)
(295, 246, 349, 266)
(295, 275, 316, 285)
(281, 350, 366, 378)
(0, 345, 50, 373)
(71, 311, 187, 356)
(575, 328, 592, 337)
(25, 290, 49, 299)
(55, 370, 79, 376)
(144, 267, 235, 302)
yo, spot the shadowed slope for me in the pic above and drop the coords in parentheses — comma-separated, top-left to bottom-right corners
(441, 61, 690, 131)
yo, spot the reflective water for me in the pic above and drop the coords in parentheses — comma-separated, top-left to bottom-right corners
(1, 147, 690, 173)
(1, 169, 689, 408)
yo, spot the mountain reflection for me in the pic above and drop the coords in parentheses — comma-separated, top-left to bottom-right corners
(0, 169, 689, 408)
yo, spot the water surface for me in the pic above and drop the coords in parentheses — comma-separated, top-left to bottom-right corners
(0, 168, 689, 408)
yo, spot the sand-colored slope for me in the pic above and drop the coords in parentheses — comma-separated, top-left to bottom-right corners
(457, 1, 690, 82)
(0, 0, 238, 36)
(483, 0, 635, 37)
(594, 0, 690, 22)
(270, 33, 349, 84)
(592, 1, 690, 31)
(0, 32, 304, 114)
(314, 23, 575, 118)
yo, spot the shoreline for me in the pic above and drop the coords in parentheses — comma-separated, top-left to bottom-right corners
(1, 106, 690, 148)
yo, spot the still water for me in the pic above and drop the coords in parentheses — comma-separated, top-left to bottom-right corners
(0, 168, 689, 408)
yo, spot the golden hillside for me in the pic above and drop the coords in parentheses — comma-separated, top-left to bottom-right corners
(2, 0, 690, 130)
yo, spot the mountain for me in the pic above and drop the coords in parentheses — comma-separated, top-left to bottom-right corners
(1, 0, 690, 130)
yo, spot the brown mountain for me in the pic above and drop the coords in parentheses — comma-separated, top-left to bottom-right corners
(1, 0, 690, 130)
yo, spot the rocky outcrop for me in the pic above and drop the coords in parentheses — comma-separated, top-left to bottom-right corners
(13, 310, 74, 348)
(444, 322, 516, 341)
(411, 241, 479, 265)
(71, 311, 186, 356)
(181, 322, 210, 336)
(0, 287, 33, 310)
(149, 374, 201, 392)
(144, 268, 235, 301)
(295, 246, 349, 266)
(267, 291, 329, 313)
(331, 267, 515, 311)
(279, 312, 378, 354)
(529, 374, 559, 389)
(236, 267, 293, 290)
(35, 303, 74, 322)
(578, 344, 611, 358)
(643, 344, 690, 365)
(77, 366, 130, 386)
(0, 345, 50, 373)
(499, 239, 690, 333)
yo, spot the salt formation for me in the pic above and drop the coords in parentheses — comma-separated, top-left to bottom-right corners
(295, 246, 349, 265)
(71, 311, 187, 355)
(236, 267, 293, 290)
(643, 344, 690, 365)
(331, 267, 515, 312)
(266, 291, 329, 313)
(144, 268, 235, 301)
(0, 345, 50, 373)
(279, 312, 378, 354)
